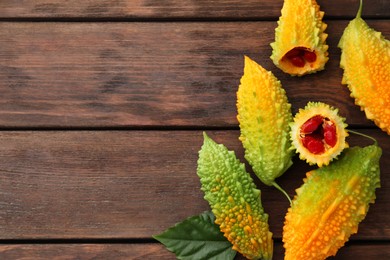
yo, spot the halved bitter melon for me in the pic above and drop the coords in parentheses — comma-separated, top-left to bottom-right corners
(338, 0, 390, 134)
(270, 0, 329, 76)
(197, 132, 273, 260)
(283, 144, 382, 260)
(290, 102, 349, 167)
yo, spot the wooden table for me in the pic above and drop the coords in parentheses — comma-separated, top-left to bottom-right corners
(0, 1, 388, 259)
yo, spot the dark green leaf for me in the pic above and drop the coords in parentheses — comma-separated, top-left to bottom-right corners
(153, 211, 236, 260)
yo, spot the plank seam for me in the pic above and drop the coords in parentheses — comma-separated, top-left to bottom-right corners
(0, 16, 388, 23)
(0, 238, 389, 245)
(0, 125, 378, 132)
(0, 238, 157, 244)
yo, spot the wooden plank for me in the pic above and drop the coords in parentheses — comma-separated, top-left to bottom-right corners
(0, 243, 389, 259)
(0, 0, 388, 19)
(0, 243, 172, 259)
(0, 130, 388, 240)
(0, 21, 389, 128)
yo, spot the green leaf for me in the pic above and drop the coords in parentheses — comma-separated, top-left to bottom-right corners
(153, 211, 236, 260)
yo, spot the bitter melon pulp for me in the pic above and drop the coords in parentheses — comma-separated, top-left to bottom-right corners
(271, 0, 329, 76)
(283, 144, 382, 260)
(197, 132, 273, 260)
(237, 56, 293, 191)
(338, 0, 390, 134)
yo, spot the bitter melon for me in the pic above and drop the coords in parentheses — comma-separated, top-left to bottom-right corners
(237, 56, 293, 189)
(290, 102, 349, 167)
(197, 132, 273, 260)
(338, 0, 390, 134)
(283, 144, 382, 260)
(270, 0, 329, 76)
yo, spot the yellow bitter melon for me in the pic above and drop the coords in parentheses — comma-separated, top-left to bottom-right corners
(290, 102, 349, 167)
(338, 0, 390, 134)
(237, 56, 293, 191)
(197, 132, 273, 260)
(283, 144, 382, 260)
(270, 0, 329, 76)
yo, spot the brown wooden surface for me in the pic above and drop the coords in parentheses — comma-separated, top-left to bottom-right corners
(0, 130, 388, 242)
(0, 0, 389, 259)
(0, 243, 389, 259)
(0, 0, 389, 19)
(0, 21, 388, 128)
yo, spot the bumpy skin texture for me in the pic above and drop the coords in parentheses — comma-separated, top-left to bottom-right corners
(270, 0, 328, 76)
(283, 145, 382, 260)
(290, 102, 349, 167)
(197, 133, 273, 260)
(237, 56, 293, 186)
(338, 3, 390, 135)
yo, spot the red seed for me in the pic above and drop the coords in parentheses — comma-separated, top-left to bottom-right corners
(300, 115, 324, 134)
(302, 136, 325, 154)
(324, 123, 337, 147)
(285, 48, 304, 59)
(290, 56, 305, 67)
(303, 51, 317, 63)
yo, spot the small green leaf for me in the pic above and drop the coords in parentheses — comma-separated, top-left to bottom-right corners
(153, 211, 236, 260)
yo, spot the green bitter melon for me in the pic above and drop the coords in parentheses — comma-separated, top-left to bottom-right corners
(197, 132, 273, 260)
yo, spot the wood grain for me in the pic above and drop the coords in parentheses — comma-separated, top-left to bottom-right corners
(0, 242, 389, 259)
(0, 130, 388, 240)
(0, 243, 172, 260)
(1, 0, 388, 258)
(0, 0, 388, 19)
(0, 21, 388, 128)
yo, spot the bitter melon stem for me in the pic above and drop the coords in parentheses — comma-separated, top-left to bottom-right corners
(357, 0, 363, 18)
(347, 129, 378, 145)
(272, 181, 292, 205)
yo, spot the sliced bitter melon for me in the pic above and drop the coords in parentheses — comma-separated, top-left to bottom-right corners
(197, 132, 273, 260)
(290, 102, 349, 167)
(283, 144, 382, 260)
(270, 0, 329, 76)
(338, 0, 390, 134)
